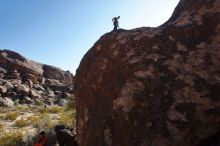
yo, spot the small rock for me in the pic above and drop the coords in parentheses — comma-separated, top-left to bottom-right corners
(61, 92, 72, 98)
(6, 70, 21, 80)
(30, 90, 42, 99)
(24, 96, 34, 104)
(0, 97, 14, 107)
(54, 99, 67, 106)
(44, 99, 54, 106)
(9, 79, 22, 85)
(33, 84, 45, 91)
(0, 67, 7, 74)
(0, 85, 7, 93)
(25, 79, 33, 89)
(15, 84, 30, 96)
(55, 125, 78, 146)
(22, 73, 39, 84)
(4, 81, 14, 89)
(54, 91, 62, 95)
(46, 90, 55, 97)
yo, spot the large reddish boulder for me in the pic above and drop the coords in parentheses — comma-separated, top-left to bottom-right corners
(75, 0, 220, 146)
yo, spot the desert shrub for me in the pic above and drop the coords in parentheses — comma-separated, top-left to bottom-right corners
(0, 123, 4, 130)
(46, 106, 63, 114)
(35, 106, 49, 114)
(0, 130, 24, 146)
(35, 100, 44, 106)
(0, 107, 14, 113)
(15, 105, 31, 112)
(63, 96, 76, 128)
(14, 118, 29, 127)
(27, 112, 58, 129)
(27, 114, 41, 127)
(66, 96, 76, 110)
(58, 111, 75, 128)
(44, 117, 57, 129)
(0, 115, 4, 120)
(0, 107, 4, 113)
(4, 111, 20, 121)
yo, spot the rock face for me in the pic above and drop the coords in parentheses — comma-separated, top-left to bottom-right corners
(0, 49, 74, 106)
(75, 0, 220, 146)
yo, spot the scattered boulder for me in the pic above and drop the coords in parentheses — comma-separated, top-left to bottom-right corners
(0, 73, 4, 78)
(61, 92, 72, 98)
(54, 91, 62, 95)
(0, 85, 7, 93)
(2, 80, 13, 89)
(22, 73, 39, 84)
(6, 70, 21, 80)
(55, 125, 78, 146)
(9, 79, 22, 85)
(30, 90, 42, 99)
(34, 98, 44, 106)
(24, 96, 34, 104)
(46, 90, 56, 98)
(0, 68, 5, 78)
(0, 97, 14, 107)
(15, 84, 30, 96)
(33, 84, 45, 91)
(44, 99, 54, 106)
(0, 67, 6, 74)
(24, 79, 33, 89)
(54, 99, 67, 106)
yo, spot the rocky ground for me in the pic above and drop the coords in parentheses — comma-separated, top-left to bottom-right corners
(0, 49, 74, 107)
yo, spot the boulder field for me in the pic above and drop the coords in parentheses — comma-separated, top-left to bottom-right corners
(0, 49, 74, 106)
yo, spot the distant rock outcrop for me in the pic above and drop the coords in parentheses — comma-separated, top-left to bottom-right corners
(75, 0, 220, 146)
(0, 49, 74, 106)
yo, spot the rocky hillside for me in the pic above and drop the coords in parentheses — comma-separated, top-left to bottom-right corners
(0, 49, 74, 107)
(75, 0, 220, 146)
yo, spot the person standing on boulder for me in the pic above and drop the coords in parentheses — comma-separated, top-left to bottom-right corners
(112, 16, 120, 31)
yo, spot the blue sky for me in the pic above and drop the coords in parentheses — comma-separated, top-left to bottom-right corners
(0, 0, 179, 74)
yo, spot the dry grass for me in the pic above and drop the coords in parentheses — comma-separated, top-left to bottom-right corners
(14, 119, 29, 127)
(4, 111, 21, 121)
(47, 106, 64, 114)
(27, 114, 41, 127)
(0, 123, 4, 130)
(0, 96, 76, 146)
(0, 130, 24, 146)
(26, 113, 57, 129)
